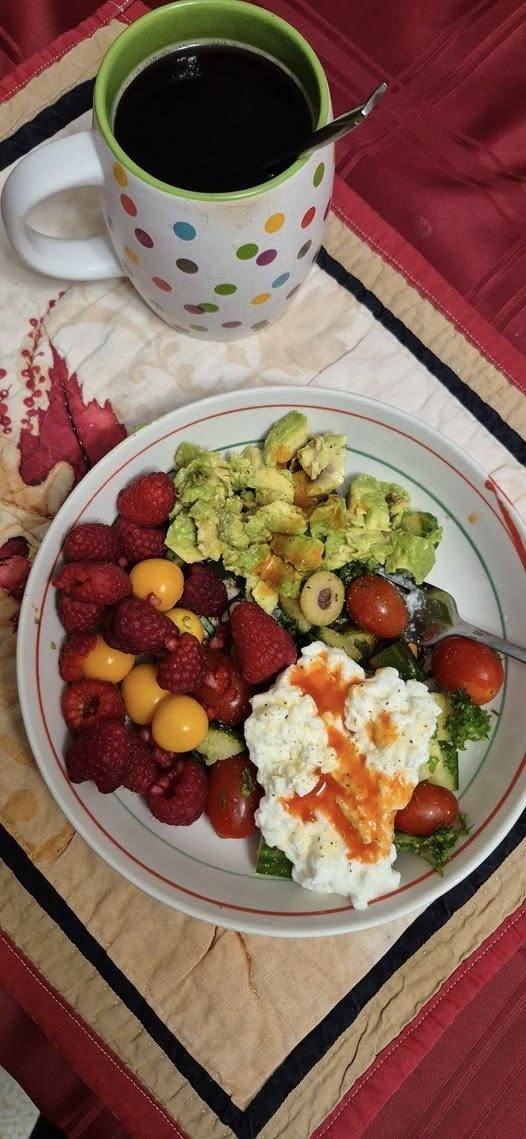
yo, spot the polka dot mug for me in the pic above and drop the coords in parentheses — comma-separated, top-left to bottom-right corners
(1, 1, 334, 341)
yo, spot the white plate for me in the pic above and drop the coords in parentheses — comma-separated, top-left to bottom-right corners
(17, 387, 526, 936)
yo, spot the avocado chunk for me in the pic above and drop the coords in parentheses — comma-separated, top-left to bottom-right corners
(196, 726, 244, 766)
(217, 498, 249, 550)
(297, 433, 347, 492)
(347, 474, 391, 530)
(165, 513, 204, 563)
(272, 533, 324, 572)
(247, 576, 279, 614)
(263, 411, 309, 466)
(384, 530, 437, 584)
(245, 501, 307, 542)
(323, 527, 388, 571)
(222, 543, 270, 577)
(317, 624, 377, 662)
(254, 467, 294, 506)
(308, 496, 348, 540)
(419, 693, 459, 790)
(401, 511, 442, 546)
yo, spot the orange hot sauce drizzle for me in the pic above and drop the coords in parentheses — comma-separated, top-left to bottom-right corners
(284, 657, 411, 863)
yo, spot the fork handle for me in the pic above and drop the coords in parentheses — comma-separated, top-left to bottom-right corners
(442, 623, 526, 664)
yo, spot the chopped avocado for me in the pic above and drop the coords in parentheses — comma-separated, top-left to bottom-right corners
(222, 543, 270, 577)
(196, 726, 244, 765)
(323, 527, 389, 571)
(174, 450, 232, 508)
(245, 501, 307, 542)
(370, 641, 424, 681)
(401, 511, 442, 546)
(247, 576, 279, 613)
(297, 433, 346, 482)
(227, 445, 264, 489)
(384, 530, 436, 584)
(419, 693, 459, 790)
(280, 595, 312, 633)
(254, 467, 294, 506)
(308, 496, 348, 540)
(165, 513, 204, 563)
(347, 474, 391, 531)
(384, 483, 410, 526)
(272, 534, 324, 572)
(263, 411, 309, 466)
(252, 553, 302, 600)
(174, 440, 204, 470)
(217, 498, 249, 550)
(317, 624, 377, 662)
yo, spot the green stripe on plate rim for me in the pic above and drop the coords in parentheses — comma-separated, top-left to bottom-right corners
(117, 439, 507, 877)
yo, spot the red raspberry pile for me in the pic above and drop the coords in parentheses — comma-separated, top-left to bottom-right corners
(53, 468, 296, 830)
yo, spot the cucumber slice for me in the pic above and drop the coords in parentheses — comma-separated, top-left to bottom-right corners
(280, 595, 312, 634)
(419, 693, 459, 790)
(256, 839, 292, 878)
(370, 640, 424, 681)
(317, 625, 377, 662)
(196, 726, 244, 766)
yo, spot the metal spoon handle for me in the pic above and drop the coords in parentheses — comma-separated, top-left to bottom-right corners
(264, 82, 387, 171)
(431, 622, 526, 664)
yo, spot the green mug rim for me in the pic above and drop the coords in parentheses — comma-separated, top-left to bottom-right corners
(94, 0, 330, 202)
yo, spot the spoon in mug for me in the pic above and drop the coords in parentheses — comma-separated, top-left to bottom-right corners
(264, 81, 388, 172)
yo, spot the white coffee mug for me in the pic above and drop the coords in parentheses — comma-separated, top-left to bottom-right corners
(1, 0, 333, 341)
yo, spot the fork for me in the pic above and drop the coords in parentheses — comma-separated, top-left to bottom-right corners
(389, 575, 526, 664)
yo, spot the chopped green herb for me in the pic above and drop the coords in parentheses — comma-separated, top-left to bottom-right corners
(395, 813, 470, 874)
(50, 641, 56, 651)
(336, 561, 373, 586)
(446, 690, 492, 752)
(241, 765, 256, 799)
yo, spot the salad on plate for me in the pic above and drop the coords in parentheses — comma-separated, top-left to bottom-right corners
(52, 413, 503, 909)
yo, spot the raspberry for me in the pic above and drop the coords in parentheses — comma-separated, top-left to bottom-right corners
(231, 601, 297, 684)
(57, 593, 105, 633)
(84, 720, 130, 793)
(157, 634, 205, 694)
(63, 523, 120, 563)
(61, 679, 124, 732)
(180, 564, 227, 618)
(59, 632, 97, 682)
(65, 735, 91, 783)
(117, 472, 175, 527)
(54, 562, 130, 605)
(114, 517, 165, 565)
(150, 744, 177, 768)
(122, 735, 157, 793)
(108, 597, 176, 655)
(147, 759, 207, 825)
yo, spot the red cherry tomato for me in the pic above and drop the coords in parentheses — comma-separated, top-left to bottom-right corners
(346, 574, 408, 638)
(195, 648, 251, 725)
(395, 781, 459, 837)
(431, 636, 503, 705)
(206, 752, 261, 838)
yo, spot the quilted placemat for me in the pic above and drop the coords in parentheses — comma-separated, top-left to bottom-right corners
(0, 12, 525, 1139)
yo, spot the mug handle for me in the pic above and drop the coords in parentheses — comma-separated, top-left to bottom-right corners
(1, 131, 124, 280)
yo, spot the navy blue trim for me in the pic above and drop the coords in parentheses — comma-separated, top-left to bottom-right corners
(0, 79, 94, 170)
(317, 247, 526, 467)
(1, 813, 524, 1138)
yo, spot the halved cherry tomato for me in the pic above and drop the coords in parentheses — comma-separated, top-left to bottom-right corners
(346, 574, 408, 638)
(206, 752, 261, 838)
(395, 781, 459, 837)
(194, 648, 251, 725)
(431, 636, 503, 705)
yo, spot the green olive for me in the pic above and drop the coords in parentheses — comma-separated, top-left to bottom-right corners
(300, 571, 345, 626)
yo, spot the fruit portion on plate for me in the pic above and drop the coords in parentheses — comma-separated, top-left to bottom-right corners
(52, 415, 503, 908)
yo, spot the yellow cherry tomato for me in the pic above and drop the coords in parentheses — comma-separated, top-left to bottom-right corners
(129, 558, 184, 611)
(152, 694, 208, 753)
(82, 634, 134, 683)
(165, 607, 205, 642)
(121, 662, 169, 725)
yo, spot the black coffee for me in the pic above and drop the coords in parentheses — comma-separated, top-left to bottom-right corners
(113, 42, 312, 192)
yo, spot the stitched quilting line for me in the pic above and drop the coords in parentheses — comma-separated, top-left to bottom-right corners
(3, 0, 135, 99)
(1, 933, 187, 1139)
(333, 200, 523, 395)
(314, 905, 525, 1139)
